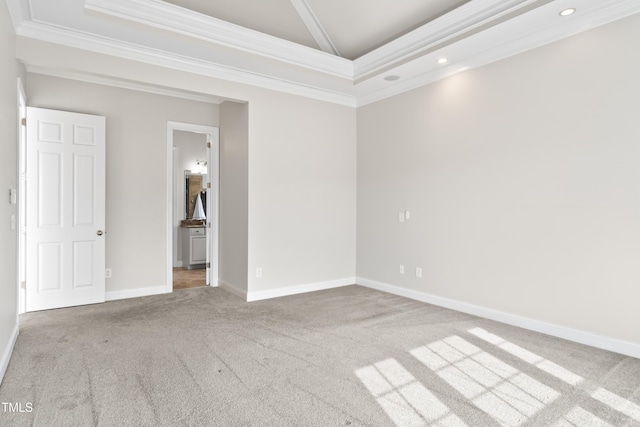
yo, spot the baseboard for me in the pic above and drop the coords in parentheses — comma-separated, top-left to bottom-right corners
(0, 321, 19, 385)
(218, 280, 248, 300)
(247, 277, 356, 302)
(105, 285, 168, 302)
(357, 277, 640, 359)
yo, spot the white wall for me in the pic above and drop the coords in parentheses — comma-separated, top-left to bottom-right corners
(0, 0, 19, 383)
(219, 101, 249, 295)
(357, 14, 640, 346)
(17, 38, 358, 301)
(247, 91, 357, 298)
(26, 73, 219, 295)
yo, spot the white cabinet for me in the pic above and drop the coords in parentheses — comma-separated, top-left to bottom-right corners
(182, 227, 206, 269)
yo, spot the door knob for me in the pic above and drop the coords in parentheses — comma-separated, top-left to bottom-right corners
(97, 230, 104, 236)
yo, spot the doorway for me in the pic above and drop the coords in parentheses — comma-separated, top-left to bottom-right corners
(166, 122, 219, 292)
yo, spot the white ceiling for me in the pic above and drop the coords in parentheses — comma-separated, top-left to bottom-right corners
(164, 0, 472, 60)
(6, 0, 640, 106)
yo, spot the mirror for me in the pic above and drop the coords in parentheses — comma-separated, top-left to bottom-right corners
(185, 172, 206, 220)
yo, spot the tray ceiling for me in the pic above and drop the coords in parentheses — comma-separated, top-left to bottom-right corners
(6, 0, 640, 106)
(164, 0, 472, 60)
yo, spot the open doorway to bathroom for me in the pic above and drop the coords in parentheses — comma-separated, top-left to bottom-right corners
(168, 122, 219, 292)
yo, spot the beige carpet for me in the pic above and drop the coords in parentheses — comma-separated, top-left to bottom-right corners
(0, 285, 639, 426)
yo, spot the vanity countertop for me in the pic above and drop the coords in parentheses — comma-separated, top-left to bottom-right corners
(180, 220, 206, 228)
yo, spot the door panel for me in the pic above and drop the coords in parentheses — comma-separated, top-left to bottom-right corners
(26, 107, 106, 312)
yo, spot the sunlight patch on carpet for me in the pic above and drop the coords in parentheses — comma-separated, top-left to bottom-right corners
(591, 388, 640, 423)
(411, 335, 559, 426)
(467, 327, 583, 386)
(551, 406, 615, 427)
(355, 358, 468, 426)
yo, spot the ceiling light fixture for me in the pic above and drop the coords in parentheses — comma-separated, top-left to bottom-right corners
(384, 75, 400, 81)
(437, 58, 448, 65)
(559, 8, 576, 16)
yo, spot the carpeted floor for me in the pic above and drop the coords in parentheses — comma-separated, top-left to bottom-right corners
(0, 285, 639, 426)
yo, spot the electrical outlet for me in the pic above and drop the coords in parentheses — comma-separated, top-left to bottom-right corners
(105, 268, 112, 278)
(256, 268, 262, 278)
(399, 265, 405, 274)
(416, 267, 422, 278)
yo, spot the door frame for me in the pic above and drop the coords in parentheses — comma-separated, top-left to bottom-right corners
(166, 121, 219, 292)
(17, 78, 26, 314)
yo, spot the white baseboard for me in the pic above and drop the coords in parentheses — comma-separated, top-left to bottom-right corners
(0, 321, 19, 385)
(218, 280, 248, 300)
(106, 285, 168, 301)
(247, 277, 356, 302)
(357, 277, 640, 359)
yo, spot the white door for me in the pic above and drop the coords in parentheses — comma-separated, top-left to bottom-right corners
(204, 130, 219, 287)
(205, 135, 211, 285)
(26, 107, 106, 312)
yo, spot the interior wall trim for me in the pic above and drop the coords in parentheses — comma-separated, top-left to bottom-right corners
(288, 0, 339, 56)
(353, 0, 542, 79)
(25, 65, 224, 105)
(84, 0, 352, 79)
(15, 21, 357, 107)
(246, 277, 356, 302)
(10, 0, 640, 107)
(356, 277, 640, 359)
(218, 280, 248, 301)
(0, 322, 19, 384)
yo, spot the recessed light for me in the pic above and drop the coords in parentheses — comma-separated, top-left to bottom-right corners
(559, 8, 576, 16)
(384, 75, 400, 81)
(437, 58, 448, 65)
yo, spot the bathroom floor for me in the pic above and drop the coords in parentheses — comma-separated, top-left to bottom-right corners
(173, 267, 206, 290)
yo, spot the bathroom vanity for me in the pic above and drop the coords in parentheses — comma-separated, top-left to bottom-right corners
(182, 226, 206, 269)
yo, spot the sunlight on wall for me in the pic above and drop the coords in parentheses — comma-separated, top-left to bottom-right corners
(355, 358, 468, 426)
(467, 328, 583, 386)
(355, 327, 640, 427)
(411, 335, 559, 426)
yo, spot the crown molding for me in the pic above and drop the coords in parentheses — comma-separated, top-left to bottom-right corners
(16, 20, 357, 107)
(12, 0, 640, 108)
(4, 0, 28, 30)
(289, 0, 339, 56)
(357, 0, 640, 106)
(353, 0, 546, 81)
(84, 0, 353, 79)
(25, 65, 226, 104)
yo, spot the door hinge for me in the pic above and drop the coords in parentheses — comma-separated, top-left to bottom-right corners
(21, 281, 26, 289)
(206, 262, 211, 268)
(207, 142, 211, 148)
(21, 117, 26, 126)
(207, 222, 211, 228)
(207, 182, 211, 189)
